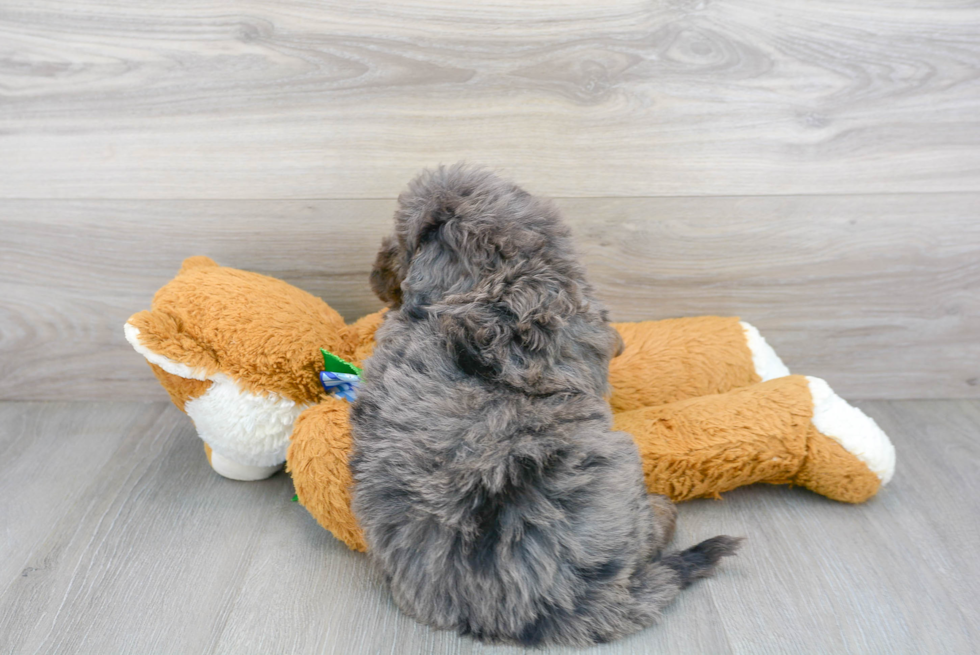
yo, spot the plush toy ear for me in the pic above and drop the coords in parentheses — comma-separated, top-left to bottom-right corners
(178, 256, 218, 274)
(125, 309, 219, 380)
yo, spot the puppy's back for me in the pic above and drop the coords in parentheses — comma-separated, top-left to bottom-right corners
(351, 164, 739, 646)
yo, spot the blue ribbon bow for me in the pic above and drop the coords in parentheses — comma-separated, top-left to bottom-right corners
(320, 370, 360, 402)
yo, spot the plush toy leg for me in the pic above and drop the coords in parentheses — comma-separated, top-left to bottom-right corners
(612, 375, 895, 503)
(610, 316, 789, 412)
(286, 397, 367, 552)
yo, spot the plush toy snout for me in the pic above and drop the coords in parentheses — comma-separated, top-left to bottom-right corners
(144, 359, 289, 481)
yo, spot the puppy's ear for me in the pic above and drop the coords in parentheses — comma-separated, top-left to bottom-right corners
(370, 235, 404, 306)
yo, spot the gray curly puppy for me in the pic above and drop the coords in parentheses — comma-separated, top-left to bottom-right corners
(350, 164, 740, 647)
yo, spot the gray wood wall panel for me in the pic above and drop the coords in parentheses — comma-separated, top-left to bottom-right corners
(2, 400, 978, 653)
(2, 194, 978, 401)
(1, 1, 979, 199)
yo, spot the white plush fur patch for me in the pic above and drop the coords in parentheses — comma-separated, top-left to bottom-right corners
(740, 321, 791, 381)
(125, 321, 310, 467)
(807, 376, 896, 484)
(185, 374, 311, 467)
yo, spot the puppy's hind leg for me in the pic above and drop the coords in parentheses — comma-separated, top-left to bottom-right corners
(648, 494, 677, 545)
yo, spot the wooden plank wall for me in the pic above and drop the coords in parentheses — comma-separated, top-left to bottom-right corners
(1, 0, 978, 400)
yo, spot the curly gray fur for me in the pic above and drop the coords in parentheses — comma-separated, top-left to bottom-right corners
(350, 164, 740, 647)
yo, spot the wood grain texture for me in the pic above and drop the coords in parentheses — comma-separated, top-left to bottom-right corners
(0, 402, 165, 593)
(1, 0, 979, 198)
(1, 399, 978, 654)
(1, 194, 977, 401)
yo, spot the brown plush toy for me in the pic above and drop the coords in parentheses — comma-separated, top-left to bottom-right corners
(126, 257, 895, 552)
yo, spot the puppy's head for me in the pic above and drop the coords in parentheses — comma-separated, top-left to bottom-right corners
(371, 165, 513, 307)
(373, 163, 619, 393)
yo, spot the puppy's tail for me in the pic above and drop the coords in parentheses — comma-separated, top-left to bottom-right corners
(511, 535, 742, 646)
(659, 535, 743, 589)
(625, 535, 742, 632)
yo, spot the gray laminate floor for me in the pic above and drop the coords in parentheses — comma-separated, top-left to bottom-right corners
(1, 400, 978, 654)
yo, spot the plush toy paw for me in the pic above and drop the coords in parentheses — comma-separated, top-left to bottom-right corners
(739, 321, 790, 381)
(793, 377, 895, 502)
